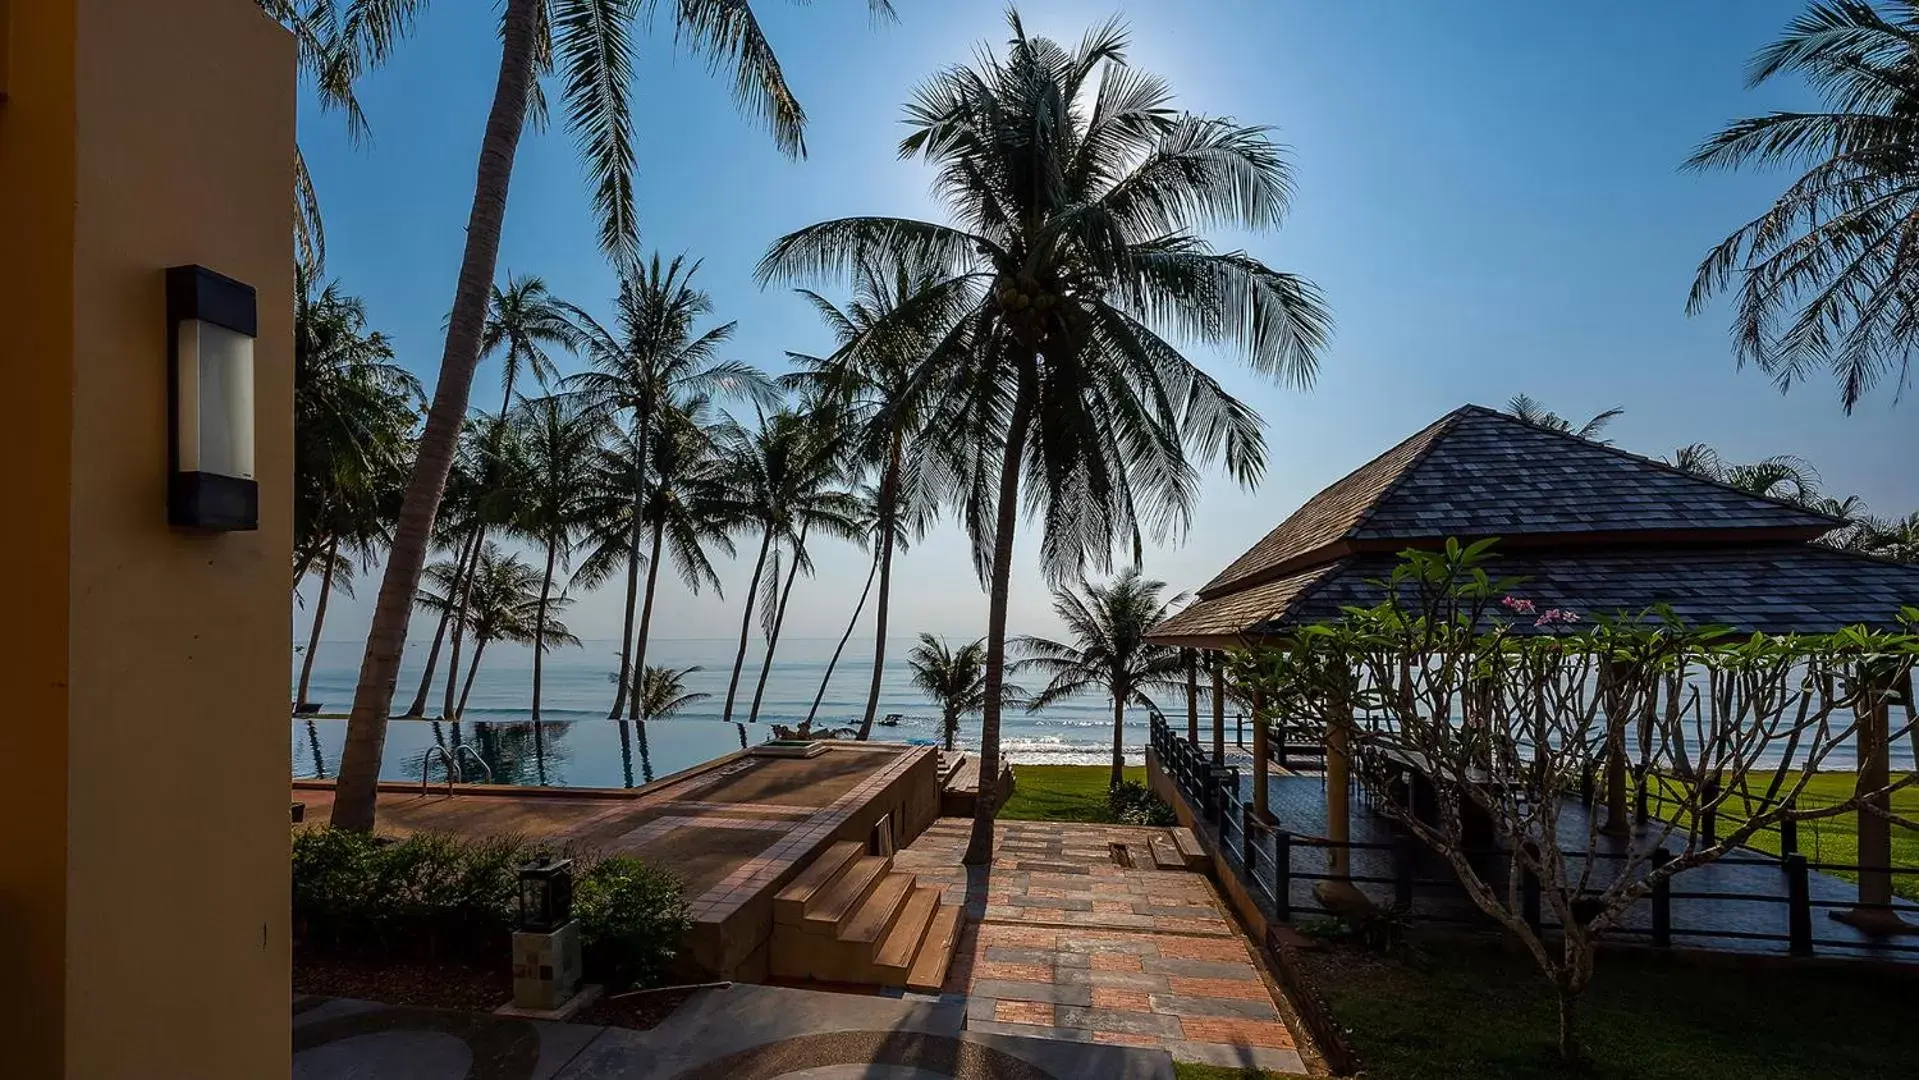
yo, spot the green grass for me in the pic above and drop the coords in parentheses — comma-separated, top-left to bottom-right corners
(1313, 938, 1915, 1080)
(998, 764, 1143, 822)
(1647, 771, 1919, 900)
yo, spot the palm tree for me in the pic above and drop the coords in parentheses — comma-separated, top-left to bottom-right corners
(1688, 0, 1919, 412)
(1852, 511, 1919, 563)
(1014, 569, 1187, 789)
(291, 272, 417, 712)
(712, 409, 862, 722)
(1665, 443, 1824, 504)
(565, 256, 771, 717)
(786, 263, 949, 739)
(510, 394, 604, 721)
(1505, 394, 1624, 443)
(636, 664, 712, 720)
(759, 14, 1331, 862)
(256, 0, 392, 271)
(331, 0, 895, 831)
(801, 484, 884, 730)
(906, 635, 989, 752)
(404, 276, 575, 717)
(427, 543, 559, 721)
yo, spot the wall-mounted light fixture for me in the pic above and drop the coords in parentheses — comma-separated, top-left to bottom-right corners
(167, 265, 257, 530)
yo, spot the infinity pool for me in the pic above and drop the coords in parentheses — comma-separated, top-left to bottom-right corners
(292, 717, 771, 789)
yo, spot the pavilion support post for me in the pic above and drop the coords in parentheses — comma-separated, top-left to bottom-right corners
(1185, 649, 1200, 746)
(1601, 660, 1632, 837)
(1211, 652, 1226, 766)
(1836, 668, 1911, 933)
(1252, 688, 1270, 822)
(1314, 672, 1370, 913)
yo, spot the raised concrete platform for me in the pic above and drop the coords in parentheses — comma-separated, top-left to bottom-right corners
(295, 741, 941, 980)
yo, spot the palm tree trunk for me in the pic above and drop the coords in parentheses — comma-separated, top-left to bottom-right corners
(456, 639, 489, 721)
(627, 514, 668, 720)
(531, 537, 558, 723)
(805, 546, 879, 729)
(330, 0, 541, 831)
(749, 522, 810, 723)
(406, 528, 480, 716)
(1109, 688, 1126, 791)
(295, 536, 340, 711)
(857, 442, 902, 740)
(965, 356, 1039, 867)
(943, 706, 959, 753)
(610, 406, 653, 717)
(722, 528, 775, 722)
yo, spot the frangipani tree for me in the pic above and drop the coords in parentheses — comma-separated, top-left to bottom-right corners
(1234, 540, 1919, 1061)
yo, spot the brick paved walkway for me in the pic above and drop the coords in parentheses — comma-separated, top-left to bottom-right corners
(893, 820, 1307, 1074)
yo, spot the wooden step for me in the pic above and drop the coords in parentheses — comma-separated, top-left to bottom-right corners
(1171, 827, 1209, 870)
(1148, 834, 1186, 871)
(774, 841, 864, 925)
(872, 886, 941, 980)
(804, 855, 891, 934)
(841, 872, 917, 951)
(905, 903, 964, 994)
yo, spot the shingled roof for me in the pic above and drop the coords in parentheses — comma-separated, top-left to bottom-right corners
(1151, 546, 1919, 645)
(1153, 404, 1907, 646)
(1198, 405, 1841, 599)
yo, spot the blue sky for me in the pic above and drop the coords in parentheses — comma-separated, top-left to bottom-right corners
(297, 0, 1918, 648)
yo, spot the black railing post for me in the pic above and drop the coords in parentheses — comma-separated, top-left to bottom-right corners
(1393, 835, 1416, 911)
(1274, 830, 1292, 922)
(1635, 772, 1648, 824)
(1521, 864, 1541, 932)
(1780, 802, 1799, 859)
(1785, 852, 1813, 957)
(1242, 804, 1258, 870)
(1650, 847, 1672, 948)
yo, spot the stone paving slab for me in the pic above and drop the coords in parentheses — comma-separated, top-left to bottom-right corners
(894, 820, 1308, 1073)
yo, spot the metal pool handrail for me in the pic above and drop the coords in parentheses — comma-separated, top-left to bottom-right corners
(451, 744, 493, 785)
(421, 746, 458, 795)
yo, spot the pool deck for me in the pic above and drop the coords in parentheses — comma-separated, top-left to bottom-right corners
(294, 740, 940, 979)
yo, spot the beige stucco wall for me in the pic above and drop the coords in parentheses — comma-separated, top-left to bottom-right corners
(0, 1, 295, 1076)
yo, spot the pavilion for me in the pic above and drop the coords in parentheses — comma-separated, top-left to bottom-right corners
(1146, 404, 1919, 926)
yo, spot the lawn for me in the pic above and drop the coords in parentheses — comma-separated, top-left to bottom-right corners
(999, 764, 1144, 822)
(1648, 771, 1919, 900)
(1305, 937, 1915, 1080)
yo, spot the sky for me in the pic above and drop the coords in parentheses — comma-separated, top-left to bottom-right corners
(295, 0, 1919, 651)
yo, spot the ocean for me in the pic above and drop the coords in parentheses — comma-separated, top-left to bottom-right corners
(292, 635, 1171, 771)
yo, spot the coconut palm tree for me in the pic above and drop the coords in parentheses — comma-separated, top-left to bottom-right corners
(426, 543, 559, 721)
(1505, 394, 1624, 443)
(435, 413, 530, 719)
(712, 408, 862, 722)
(1014, 569, 1187, 789)
(759, 14, 1330, 862)
(1665, 443, 1825, 505)
(510, 394, 605, 721)
(636, 664, 712, 720)
(566, 256, 774, 717)
(1687, 0, 1919, 412)
(331, 0, 896, 831)
(801, 483, 884, 730)
(291, 273, 417, 712)
(404, 276, 575, 717)
(785, 262, 950, 739)
(255, 0, 390, 271)
(906, 635, 990, 752)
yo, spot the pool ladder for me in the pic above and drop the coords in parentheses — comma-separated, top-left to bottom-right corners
(420, 744, 494, 795)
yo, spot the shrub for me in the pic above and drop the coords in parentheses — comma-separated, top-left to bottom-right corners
(291, 829, 690, 987)
(573, 856, 693, 990)
(1108, 780, 1177, 826)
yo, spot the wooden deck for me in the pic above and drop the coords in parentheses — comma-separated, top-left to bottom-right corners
(938, 753, 1015, 818)
(295, 741, 942, 979)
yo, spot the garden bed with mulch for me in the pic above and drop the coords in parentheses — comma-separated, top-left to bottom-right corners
(294, 953, 697, 1031)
